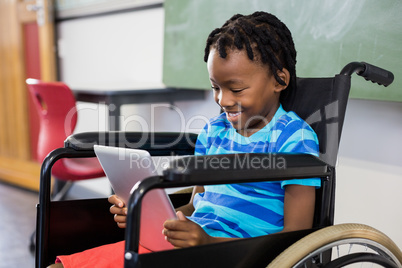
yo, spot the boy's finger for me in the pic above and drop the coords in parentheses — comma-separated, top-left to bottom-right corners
(163, 219, 185, 230)
(162, 228, 188, 240)
(176, 211, 188, 221)
(165, 235, 193, 248)
(108, 195, 124, 207)
(110, 206, 127, 215)
(117, 222, 126, 229)
(114, 214, 127, 223)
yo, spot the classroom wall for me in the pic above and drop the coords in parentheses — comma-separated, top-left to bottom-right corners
(57, 7, 402, 249)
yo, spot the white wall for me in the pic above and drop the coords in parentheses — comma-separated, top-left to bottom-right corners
(335, 99, 402, 248)
(58, 8, 164, 86)
(57, 7, 402, 249)
(57, 7, 165, 132)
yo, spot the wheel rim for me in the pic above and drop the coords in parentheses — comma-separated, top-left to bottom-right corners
(293, 238, 401, 267)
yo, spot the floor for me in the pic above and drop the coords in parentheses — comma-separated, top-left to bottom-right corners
(0, 182, 38, 268)
(0, 178, 110, 268)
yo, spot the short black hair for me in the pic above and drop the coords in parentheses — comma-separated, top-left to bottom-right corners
(204, 11, 297, 103)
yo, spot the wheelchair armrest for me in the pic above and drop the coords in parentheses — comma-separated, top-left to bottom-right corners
(64, 131, 198, 156)
(163, 153, 329, 184)
(125, 153, 332, 259)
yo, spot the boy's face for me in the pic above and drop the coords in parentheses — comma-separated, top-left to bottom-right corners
(207, 48, 287, 137)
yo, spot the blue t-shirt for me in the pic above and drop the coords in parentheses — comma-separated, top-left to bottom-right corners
(189, 105, 321, 238)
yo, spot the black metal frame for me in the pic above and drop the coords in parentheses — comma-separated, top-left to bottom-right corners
(124, 154, 334, 267)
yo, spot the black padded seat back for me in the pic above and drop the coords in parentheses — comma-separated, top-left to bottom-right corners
(283, 75, 351, 228)
(282, 75, 351, 167)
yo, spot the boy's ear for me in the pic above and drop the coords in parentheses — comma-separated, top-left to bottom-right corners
(275, 68, 290, 92)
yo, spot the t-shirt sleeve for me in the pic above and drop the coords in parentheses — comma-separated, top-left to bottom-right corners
(278, 119, 321, 189)
(194, 123, 209, 156)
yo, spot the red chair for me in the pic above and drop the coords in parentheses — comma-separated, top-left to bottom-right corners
(26, 78, 105, 200)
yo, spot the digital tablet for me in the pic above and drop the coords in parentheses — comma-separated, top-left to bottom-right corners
(94, 145, 176, 252)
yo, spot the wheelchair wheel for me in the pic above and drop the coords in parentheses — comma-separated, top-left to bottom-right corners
(267, 223, 402, 268)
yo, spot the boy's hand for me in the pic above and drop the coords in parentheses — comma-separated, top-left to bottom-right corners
(162, 211, 212, 248)
(108, 195, 127, 228)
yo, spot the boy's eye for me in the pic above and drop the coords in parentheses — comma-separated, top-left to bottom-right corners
(231, 87, 247, 93)
(210, 86, 247, 92)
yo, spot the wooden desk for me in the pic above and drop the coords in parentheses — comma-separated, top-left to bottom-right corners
(72, 85, 206, 131)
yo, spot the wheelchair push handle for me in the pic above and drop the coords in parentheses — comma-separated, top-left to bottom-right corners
(340, 61, 394, 87)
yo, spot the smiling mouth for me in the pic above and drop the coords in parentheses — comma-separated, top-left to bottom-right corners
(225, 111, 242, 121)
(227, 111, 241, 117)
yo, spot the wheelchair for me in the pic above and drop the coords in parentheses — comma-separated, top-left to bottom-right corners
(34, 62, 402, 267)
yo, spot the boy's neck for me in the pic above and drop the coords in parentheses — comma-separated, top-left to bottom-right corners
(236, 104, 282, 137)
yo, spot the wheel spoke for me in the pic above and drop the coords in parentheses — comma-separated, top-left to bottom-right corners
(348, 243, 353, 254)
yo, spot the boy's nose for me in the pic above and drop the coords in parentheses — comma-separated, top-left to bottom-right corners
(217, 90, 235, 108)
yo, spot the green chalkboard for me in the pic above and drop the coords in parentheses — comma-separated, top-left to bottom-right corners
(163, 0, 402, 102)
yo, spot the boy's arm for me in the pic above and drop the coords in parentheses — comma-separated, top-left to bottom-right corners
(164, 184, 316, 247)
(165, 186, 242, 247)
(175, 186, 205, 216)
(281, 184, 316, 233)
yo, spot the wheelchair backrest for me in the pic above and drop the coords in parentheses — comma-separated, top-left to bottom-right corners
(283, 75, 351, 167)
(282, 75, 352, 228)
